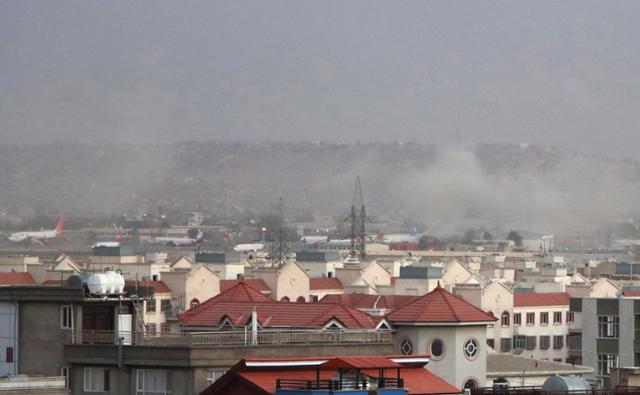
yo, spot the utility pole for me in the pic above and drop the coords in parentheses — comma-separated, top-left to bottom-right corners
(346, 177, 368, 260)
(271, 198, 287, 267)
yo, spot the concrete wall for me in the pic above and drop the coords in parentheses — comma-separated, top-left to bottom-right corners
(19, 302, 68, 377)
(581, 299, 599, 381)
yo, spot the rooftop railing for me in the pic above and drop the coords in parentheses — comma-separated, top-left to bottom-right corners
(276, 378, 404, 390)
(65, 328, 392, 347)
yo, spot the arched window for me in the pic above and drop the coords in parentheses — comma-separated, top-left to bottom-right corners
(464, 378, 479, 389)
(501, 311, 510, 327)
(296, 296, 306, 303)
(280, 296, 290, 302)
(190, 298, 200, 309)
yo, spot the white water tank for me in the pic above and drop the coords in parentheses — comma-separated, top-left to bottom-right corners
(87, 271, 125, 295)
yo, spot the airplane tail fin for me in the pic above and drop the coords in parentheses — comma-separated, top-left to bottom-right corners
(55, 217, 64, 236)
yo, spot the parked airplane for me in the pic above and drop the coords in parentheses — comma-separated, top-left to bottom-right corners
(233, 243, 266, 253)
(151, 230, 204, 247)
(8, 217, 64, 244)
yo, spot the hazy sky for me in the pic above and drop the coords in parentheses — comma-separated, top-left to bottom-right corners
(1, 1, 639, 158)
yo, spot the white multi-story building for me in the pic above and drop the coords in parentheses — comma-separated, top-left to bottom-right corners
(503, 292, 572, 362)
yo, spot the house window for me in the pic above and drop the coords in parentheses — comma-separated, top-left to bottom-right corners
(598, 354, 618, 376)
(146, 299, 156, 313)
(501, 312, 510, 327)
(513, 336, 526, 350)
(206, 370, 226, 384)
(526, 336, 537, 350)
(296, 296, 306, 303)
(526, 312, 535, 325)
(598, 316, 619, 338)
(500, 338, 512, 353)
(430, 339, 445, 360)
(513, 313, 521, 326)
(84, 367, 109, 392)
(540, 312, 549, 325)
(540, 336, 550, 350)
(190, 298, 200, 309)
(160, 300, 171, 312)
(567, 311, 575, 323)
(61, 305, 73, 329)
(137, 369, 168, 395)
(554, 311, 562, 325)
(61, 367, 70, 389)
(486, 338, 495, 349)
(145, 323, 157, 334)
(464, 338, 480, 360)
(311, 295, 319, 303)
(161, 323, 171, 334)
(401, 338, 414, 355)
(5, 347, 13, 363)
(553, 335, 564, 349)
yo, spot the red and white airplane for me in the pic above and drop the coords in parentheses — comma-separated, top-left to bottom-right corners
(8, 217, 64, 244)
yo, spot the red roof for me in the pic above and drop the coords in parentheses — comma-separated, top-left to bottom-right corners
(624, 291, 640, 297)
(309, 277, 343, 291)
(362, 367, 460, 395)
(513, 292, 570, 307)
(221, 279, 272, 293)
(202, 355, 459, 395)
(125, 280, 172, 294)
(320, 294, 418, 310)
(322, 356, 400, 369)
(387, 284, 496, 324)
(179, 300, 380, 329)
(212, 280, 274, 303)
(0, 272, 36, 285)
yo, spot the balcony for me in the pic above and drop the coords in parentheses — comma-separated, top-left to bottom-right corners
(65, 329, 393, 348)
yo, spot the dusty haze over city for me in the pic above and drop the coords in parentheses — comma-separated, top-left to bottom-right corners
(1, 1, 640, 235)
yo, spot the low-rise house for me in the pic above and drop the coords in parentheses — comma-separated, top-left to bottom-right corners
(250, 261, 310, 302)
(295, 251, 343, 278)
(160, 264, 220, 312)
(195, 252, 245, 280)
(309, 277, 343, 301)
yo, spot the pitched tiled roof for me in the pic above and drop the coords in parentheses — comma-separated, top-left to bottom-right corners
(513, 292, 570, 307)
(220, 279, 272, 293)
(0, 272, 36, 285)
(362, 368, 461, 394)
(624, 291, 640, 297)
(386, 284, 496, 324)
(320, 294, 418, 310)
(309, 277, 343, 291)
(125, 280, 172, 294)
(213, 280, 274, 303)
(178, 300, 379, 329)
(202, 355, 459, 395)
